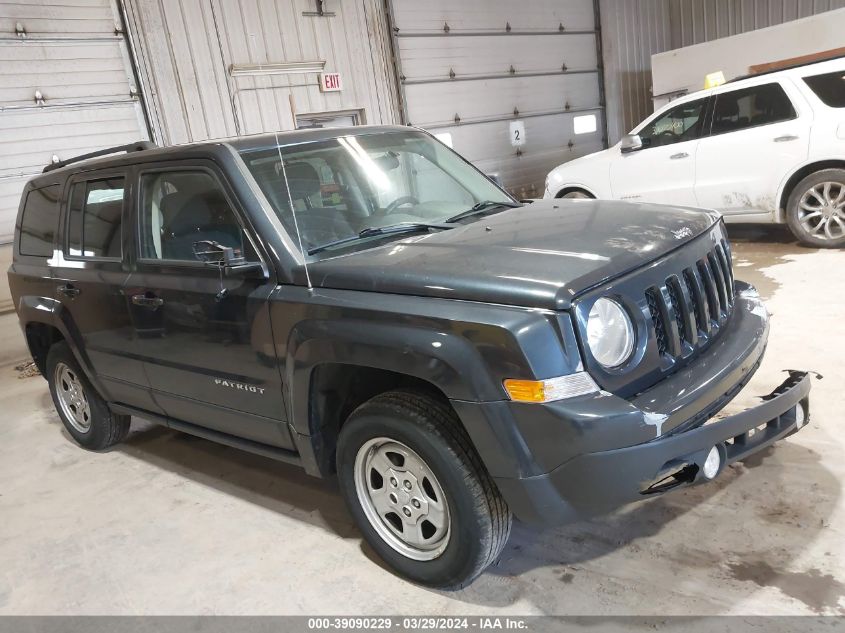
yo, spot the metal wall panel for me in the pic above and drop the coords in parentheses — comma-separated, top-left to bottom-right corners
(668, 0, 845, 46)
(124, 0, 399, 145)
(600, 0, 845, 144)
(599, 0, 672, 144)
(389, 0, 605, 197)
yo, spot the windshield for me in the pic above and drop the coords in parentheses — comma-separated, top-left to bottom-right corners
(240, 130, 514, 255)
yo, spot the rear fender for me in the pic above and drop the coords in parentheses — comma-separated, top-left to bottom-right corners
(17, 295, 108, 398)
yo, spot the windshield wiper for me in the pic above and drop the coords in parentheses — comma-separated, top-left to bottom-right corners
(307, 222, 454, 255)
(445, 200, 521, 224)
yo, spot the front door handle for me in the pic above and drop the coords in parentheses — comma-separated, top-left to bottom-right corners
(774, 135, 799, 142)
(670, 152, 689, 159)
(131, 293, 164, 309)
(57, 284, 80, 299)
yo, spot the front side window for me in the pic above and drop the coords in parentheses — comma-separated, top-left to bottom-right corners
(240, 131, 512, 255)
(710, 82, 796, 135)
(803, 70, 845, 108)
(66, 177, 124, 259)
(638, 98, 707, 149)
(19, 184, 60, 257)
(138, 170, 251, 262)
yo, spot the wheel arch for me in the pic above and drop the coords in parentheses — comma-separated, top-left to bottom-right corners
(777, 159, 845, 223)
(555, 185, 596, 199)
(305, 363, 452, 476)
(284, 321, 505, 477)
(17, 295, 107, 397)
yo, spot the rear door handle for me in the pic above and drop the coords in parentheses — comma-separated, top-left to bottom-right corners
(57, 284, 80, 298)
(131, 293, 164, 309)
(774, 135, 799, 142)
(670, 152, 689, 159)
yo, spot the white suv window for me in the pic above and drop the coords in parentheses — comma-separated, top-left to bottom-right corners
(803, 70, 845, 108)
(638, 98, 708, 149)
(710, 82, 796, 136)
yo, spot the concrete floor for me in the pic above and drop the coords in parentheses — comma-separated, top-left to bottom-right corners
(0, 224, 843, 615)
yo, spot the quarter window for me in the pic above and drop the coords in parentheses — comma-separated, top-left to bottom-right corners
(638, 98, 707, 149)
(710, 83, 796, 135)
(803, 70, 845, 108)
(138, 171, 251, 262)
(19, 184, 60, 257)
(66, 178, 125, 259)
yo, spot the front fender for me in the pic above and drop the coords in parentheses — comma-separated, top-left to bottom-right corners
(270, 287, 583, 438)
(287, 319, 500, 435)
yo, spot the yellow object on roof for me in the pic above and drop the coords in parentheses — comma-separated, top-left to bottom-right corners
(704, 71, 726, 89)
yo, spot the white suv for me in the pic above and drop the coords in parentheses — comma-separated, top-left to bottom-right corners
(545, 57, 845, 247)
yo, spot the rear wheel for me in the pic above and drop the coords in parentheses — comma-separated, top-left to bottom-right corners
(785, 169, 845, 247)
(337, 391, 511, 589)
(46, 342, 130, 450)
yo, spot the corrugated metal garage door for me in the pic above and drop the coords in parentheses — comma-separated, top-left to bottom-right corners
(0, 0, 148, 245)
(122, 0, 398, 146)
(388, 0, 606, 198)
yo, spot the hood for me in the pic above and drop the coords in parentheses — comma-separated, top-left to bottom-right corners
(307, 199, 720, 310)
(553, 146, 610, 170)
(547, 147, 612, 187)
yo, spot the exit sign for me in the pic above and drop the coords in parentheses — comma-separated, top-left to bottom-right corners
(319, 72, 342, 92)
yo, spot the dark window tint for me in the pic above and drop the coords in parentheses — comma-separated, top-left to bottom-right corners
(67, 178, 125, 258)
(710, 83, 796, 135)
(139, 171, 249, 262)
(19, 185, 60, 257)
(803, 70, 845, 108)
(639, 98, 707, 149)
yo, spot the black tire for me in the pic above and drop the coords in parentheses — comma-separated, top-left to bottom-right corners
(337, 391, 511, 589)
(559, 189, 593, 199)
(785, 168, 845, 248)
(46, 341, 130, 450)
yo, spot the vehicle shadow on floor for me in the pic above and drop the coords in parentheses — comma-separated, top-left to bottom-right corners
(725, 223, 799, 246)
(116, 420, 359, 538)
(458, 441, 841, 612)
(111, 416, 840, 613)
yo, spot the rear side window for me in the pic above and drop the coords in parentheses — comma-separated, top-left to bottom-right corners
(710, 83, 796, 135)
(803, 70, 845, 108)
(19, 185, 60, 257)
(66, 177, 125, 259)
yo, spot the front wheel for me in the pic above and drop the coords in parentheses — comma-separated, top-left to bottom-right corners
(559, 189, 593, 199)
(337, 391, 511, 589)
(786, 169, 845, 248)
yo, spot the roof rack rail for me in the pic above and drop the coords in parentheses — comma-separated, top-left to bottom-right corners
(43, 141, 156, 173)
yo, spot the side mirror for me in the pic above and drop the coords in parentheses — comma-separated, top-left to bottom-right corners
(620, 134, 643, 154)
(192, 240, 264, 276)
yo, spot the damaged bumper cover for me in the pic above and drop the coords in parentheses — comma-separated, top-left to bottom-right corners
(497, 370, 812, 525)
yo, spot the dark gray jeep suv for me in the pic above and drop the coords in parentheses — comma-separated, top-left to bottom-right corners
(8, 126, 812, 588)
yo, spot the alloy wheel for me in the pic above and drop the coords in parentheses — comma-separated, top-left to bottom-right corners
(797, 181, 845, 241)
(54, 362, 91, 433)
(354, 437, 451, 561)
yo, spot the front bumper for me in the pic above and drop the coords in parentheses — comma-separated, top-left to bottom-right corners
(452, 284, 814, 526)
(494, 370, 812, 525)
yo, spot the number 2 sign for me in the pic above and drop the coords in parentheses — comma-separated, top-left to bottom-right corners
(509, 120, 526, 147)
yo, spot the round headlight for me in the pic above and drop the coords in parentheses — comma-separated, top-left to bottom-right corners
(586, 298, 635, 368)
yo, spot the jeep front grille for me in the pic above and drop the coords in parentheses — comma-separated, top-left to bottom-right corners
(645, 239, 734, 360)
